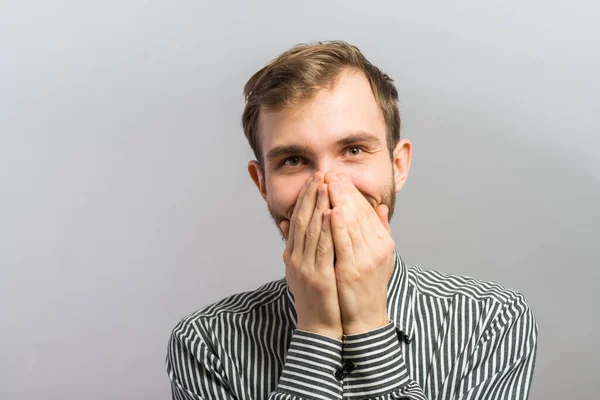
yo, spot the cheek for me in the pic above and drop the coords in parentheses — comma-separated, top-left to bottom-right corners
(347, 165, 385, 186)
(345, 164, 392, 199)
(266, 177, 306, 216)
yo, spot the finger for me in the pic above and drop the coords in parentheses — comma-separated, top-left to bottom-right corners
(338, 202, 369, 259)
(304, 183, 330, 259)
(337, 174, 373, 217)
(284, 177, 311, 259)
(330, 207, 356, 266)
(292, 173, 322, 256)
(315, 209, 334, 271)
(328, 175, 373, 249)
(280, 220, 290, 240)
(338, 174, 389, 240)
(375, 204, 392, 235)
(327, 174, 345, 209)
(327, 174, 366, 225)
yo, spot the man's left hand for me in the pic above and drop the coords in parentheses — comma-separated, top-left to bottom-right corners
(325, 172, 396, 336)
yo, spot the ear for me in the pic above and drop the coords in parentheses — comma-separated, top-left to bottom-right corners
(248, 160, 267, 201)
(392, 139, 412, 193)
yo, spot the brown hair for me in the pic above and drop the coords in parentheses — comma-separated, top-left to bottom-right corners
(242, 40, 401, 168)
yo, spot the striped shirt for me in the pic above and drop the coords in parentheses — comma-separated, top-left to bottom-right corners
(166, 251, 537, 400)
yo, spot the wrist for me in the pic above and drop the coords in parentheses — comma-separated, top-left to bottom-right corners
(343, 315, 391, 336)
(297, 323, 343, 340)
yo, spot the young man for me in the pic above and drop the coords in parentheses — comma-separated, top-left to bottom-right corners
(166, 41, 538, 400)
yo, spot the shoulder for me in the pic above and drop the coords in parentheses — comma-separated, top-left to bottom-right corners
(406, 263, 533, 311)
(169, 277, 288, 343)
(405, 263, 538, 340)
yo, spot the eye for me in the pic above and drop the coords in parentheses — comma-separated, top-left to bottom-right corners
(345, 146, 364, 156)
(282, 156, 303, 167)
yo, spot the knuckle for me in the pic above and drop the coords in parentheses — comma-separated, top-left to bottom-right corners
(317, 241, 330, 257)
(305, 225, 320, 241)
(341, 240, 352, 252)
(297, 267, 309, 280)
(292, 215, 306, 227)
(364, 260, 376, 271)
(345, 269, 360, 283)
(289, 254, 302, 270)
(348, 220, 360, 234)
(282, 250, 290, 265)
(308, 275, 329, 292)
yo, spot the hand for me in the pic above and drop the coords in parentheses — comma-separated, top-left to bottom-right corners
(280, 172, 343, 340)
(325, 172, 395, 336)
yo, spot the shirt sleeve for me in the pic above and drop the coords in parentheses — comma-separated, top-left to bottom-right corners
(332, 293, 538, 400)
(455, 294, 538, 400)
(272, 329, 344, 400)
(167, 318, 239, 400)
(339, 321, 429, 400)
(167, 295, 537, 400)
(166, 319, 346, 400)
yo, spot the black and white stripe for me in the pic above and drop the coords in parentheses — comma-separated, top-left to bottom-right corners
(167, 252, 537, 399)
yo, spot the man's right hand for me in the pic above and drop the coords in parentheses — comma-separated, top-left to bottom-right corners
(280, 172, 343, 340)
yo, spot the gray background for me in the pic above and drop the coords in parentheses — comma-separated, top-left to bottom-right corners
(1, 1, 598, 399)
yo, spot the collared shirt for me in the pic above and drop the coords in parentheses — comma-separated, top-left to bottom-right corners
(166, 252, 537, 400)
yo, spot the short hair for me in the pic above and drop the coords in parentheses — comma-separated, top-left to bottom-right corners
(242, 40, 401, 168)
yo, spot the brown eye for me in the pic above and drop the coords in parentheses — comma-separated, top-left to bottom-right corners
(284, 157, 302, 167)
(347, 147, 363, 156)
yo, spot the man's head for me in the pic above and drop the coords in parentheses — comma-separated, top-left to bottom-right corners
(243, 41, 412, 239)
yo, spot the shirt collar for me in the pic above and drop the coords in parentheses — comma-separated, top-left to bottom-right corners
(285, 249, 415, 341)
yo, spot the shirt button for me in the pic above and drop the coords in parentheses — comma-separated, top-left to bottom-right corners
(334, 369, 344, 381)
(342, 360, 355, 373)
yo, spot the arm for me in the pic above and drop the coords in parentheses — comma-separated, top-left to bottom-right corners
(167, 319, 238, 400)
(323, 172, 429, 399)
(323, 172, 538, 399)
(274, 330, 343, 400)
(339, 322, 429, 400)
(168, 174, 345, 400)
(455, 294, 538, 400)
(167, 318, 346, 400)
(324, 296, 537, 400)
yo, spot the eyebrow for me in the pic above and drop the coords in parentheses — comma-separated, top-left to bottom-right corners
(336, 132, 381, 147)
(265, 131, 382, 162)
(265, 144, 312, 162)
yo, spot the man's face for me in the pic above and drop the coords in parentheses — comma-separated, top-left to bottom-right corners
(248, 69, 411, 239)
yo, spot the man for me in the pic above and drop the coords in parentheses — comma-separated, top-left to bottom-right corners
(166, 41, 538, 400)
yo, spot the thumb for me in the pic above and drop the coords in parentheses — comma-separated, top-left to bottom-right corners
(280, 220, 290, 240)
(375, 204, 392, 235)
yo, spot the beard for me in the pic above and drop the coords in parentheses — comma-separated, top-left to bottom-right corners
(268, 175, 397, 242)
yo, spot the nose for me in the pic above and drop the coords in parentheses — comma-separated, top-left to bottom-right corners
(317, 156, 344, 177)
(315, 158, 331, 175)
(315, 159, 344, 183)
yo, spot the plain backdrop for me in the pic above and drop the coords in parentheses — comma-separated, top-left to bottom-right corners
(1, 1, 599, 399)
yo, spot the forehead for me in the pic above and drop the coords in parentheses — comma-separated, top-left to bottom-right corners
(257, 70, 387, 152)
